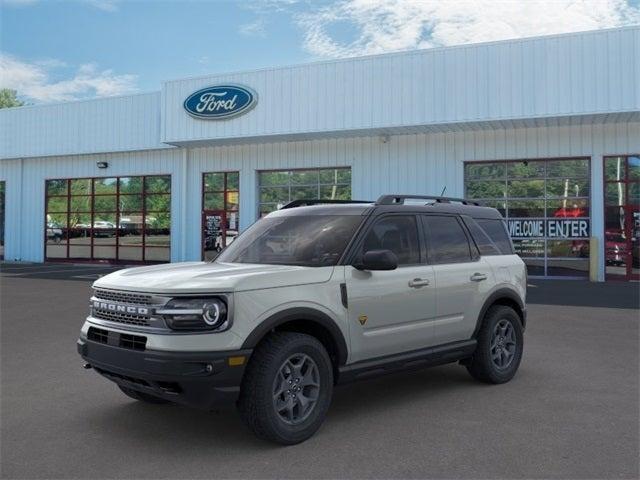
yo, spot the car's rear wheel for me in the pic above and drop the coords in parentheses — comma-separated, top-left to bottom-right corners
(118, 385, 170, 404)
(238, 332, 333, 445)
(466, 305, 523, 384)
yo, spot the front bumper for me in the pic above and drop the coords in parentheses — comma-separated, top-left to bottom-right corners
(77, 335, 252, 410)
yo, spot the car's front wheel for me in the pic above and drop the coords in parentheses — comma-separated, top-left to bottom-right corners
(466, 305, 524, 384)
(238, 332, 333, 445)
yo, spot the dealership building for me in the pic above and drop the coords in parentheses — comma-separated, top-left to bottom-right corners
(1, 26, 638, 281)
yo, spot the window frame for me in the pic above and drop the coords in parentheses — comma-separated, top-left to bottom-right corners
(464, 157, 591, 278)
(44, 174, 171, 264)
(257, 166, 352, 218)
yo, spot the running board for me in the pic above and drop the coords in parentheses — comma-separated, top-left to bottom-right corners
(337, 339, 477, 384)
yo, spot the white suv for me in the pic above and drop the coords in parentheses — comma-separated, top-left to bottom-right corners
(78, 194, 527, 444)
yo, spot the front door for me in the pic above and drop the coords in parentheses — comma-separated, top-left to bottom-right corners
(604, 155, 640, 281)
(345, 214, 437, 363)
(202, 210, 226, 261)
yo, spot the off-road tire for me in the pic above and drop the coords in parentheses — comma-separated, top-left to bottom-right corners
(238, 332, 334, 445)
(466, 305, 523, 384)
(118, 385, 170, 404)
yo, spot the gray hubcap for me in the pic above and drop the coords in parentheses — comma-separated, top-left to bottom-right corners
(272, 353, 320, 425)
(491, 319, 517, 370)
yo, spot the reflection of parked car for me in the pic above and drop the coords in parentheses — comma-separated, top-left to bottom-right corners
(605, 230, 627, 266)
(46, 222, 63, 243)
(571, 239, 589, 258)
(93, 221, 116, 237)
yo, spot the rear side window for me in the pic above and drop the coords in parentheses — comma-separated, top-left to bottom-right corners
(422, 216, 472, 264)
(476, 219, 514, 254)
(464, 217, 501, 256)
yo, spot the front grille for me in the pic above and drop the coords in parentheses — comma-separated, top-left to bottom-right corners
(94, 289, 153, 305)
(87, 327, 108, 344)
(92, 309, 151, 327)
(87, 327, 147, 351)
(120, 333, 147, 351)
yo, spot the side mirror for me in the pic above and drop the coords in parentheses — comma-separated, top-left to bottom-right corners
(354, 249, 398, 271)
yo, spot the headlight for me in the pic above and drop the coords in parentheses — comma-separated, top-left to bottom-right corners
(158, 297, 230, 332)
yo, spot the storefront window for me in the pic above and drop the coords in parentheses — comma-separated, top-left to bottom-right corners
(258, 167, 352, 216)
(45, 175, 171, 263)
(604, 156, 640, 280)
(465, 158, 591, 277)
(202, 172, 240, 261)
(0, 181, 4, 260)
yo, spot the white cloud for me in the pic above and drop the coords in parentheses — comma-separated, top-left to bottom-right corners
(83, 0, 119, 12)
(296, 0, 640, 58)
(239, 18, 267, 37)
(0, 53, 138, 103)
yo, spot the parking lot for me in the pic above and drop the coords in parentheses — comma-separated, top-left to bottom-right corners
(1, 263, 638, 479)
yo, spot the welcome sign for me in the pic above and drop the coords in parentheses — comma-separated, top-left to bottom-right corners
(508, 219, 590, 238)
(184, 85, 257, 119)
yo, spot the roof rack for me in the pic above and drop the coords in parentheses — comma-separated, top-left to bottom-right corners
(281, 199, 373, 209)
(375, 194, 481, 206)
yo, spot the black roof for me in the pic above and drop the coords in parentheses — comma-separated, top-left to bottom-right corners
(272, 195, 503, 220)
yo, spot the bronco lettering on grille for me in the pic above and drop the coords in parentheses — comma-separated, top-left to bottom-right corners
(92, 300, 149, 316)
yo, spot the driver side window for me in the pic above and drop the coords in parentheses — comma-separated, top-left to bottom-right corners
(361, 215, 420, 265)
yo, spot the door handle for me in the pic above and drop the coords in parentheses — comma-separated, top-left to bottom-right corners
(408, 278, 430, 288)
(470, 272, 488, 282)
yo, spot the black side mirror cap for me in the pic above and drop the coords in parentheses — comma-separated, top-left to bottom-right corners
(354, 249, 398, 271)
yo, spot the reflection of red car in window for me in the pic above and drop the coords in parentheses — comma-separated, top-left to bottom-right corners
(605, 229, 627, 266)
(553, 206, 588, 218)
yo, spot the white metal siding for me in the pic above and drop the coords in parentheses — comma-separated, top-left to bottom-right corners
(162, 27, 639, 145)
(0, 93, 167, 159)
(0, 149, 185, 263)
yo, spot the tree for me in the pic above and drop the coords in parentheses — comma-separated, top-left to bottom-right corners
(0, 89, 25, 109)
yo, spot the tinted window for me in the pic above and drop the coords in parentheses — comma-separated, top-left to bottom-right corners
(477, 219, 514, 254)
(217, 215, 362, 267)
(422, 216, 472, 264)
(464, 218, 500, 256)
(361, 216, 420, 265)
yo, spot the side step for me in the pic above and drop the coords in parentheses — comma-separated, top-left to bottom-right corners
(337, 339, 477, 384)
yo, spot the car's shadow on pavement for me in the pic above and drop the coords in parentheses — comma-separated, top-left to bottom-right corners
(82, 365, 481, 449)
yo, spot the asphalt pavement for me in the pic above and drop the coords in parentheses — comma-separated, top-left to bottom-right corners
(1, 263, 638, 479)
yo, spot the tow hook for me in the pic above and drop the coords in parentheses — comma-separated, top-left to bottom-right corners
(82, 363, 92, 370)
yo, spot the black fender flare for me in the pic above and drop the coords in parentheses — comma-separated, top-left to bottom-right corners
(472, 288, 526, 337)
(241, 307, 349, 366)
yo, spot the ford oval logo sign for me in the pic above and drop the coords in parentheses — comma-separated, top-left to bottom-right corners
(183, 85, 257, 120)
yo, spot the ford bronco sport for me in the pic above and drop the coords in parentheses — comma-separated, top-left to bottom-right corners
(78, 194, 526, 444)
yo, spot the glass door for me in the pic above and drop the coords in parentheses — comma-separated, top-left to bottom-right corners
(202, 210, 226, 261)
(604, 156, 639, 281)
(202, 172, 239, 261)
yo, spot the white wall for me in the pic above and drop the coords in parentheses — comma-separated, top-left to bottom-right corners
(2, 121, 639, 280)
(162, 27, 639, 145)
(0, 93, 168, 159)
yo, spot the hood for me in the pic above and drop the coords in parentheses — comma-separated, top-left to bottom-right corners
(93, 261, 335, 294)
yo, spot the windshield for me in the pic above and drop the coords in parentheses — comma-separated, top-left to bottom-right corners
(216, 215, 363, 266)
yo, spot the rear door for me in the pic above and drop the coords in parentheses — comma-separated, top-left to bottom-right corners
(421, 215, 493, 344)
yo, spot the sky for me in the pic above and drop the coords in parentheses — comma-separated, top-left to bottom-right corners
(1, 0, 639, 104)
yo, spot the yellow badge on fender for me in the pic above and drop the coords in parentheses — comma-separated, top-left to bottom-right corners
(358, 314, 368, 326)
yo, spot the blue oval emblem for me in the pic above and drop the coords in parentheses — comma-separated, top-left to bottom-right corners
(183, 85, 257, 119)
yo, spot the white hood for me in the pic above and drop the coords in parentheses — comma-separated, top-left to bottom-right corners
(93, 261, 335, 294)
